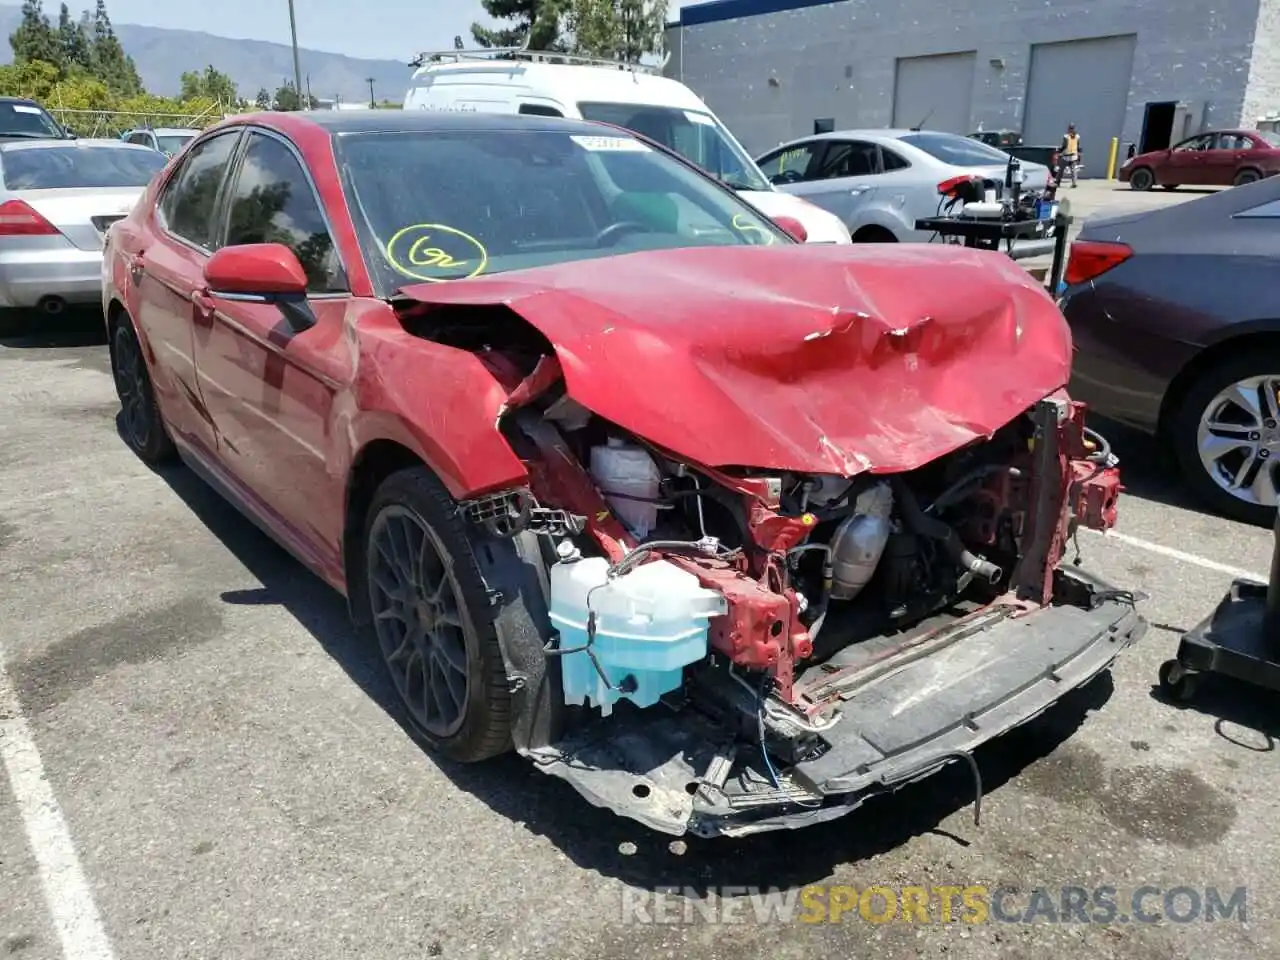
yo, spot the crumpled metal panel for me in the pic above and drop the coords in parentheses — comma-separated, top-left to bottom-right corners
(400, 243, 1070, 476)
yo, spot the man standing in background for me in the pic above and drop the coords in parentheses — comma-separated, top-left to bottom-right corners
(1059, 123, 1081, 187)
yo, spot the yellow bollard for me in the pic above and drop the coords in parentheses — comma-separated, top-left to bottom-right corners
(1106, 137, 1119, 180)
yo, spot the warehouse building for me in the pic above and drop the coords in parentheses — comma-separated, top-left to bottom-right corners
(664, 0, 1280, 174)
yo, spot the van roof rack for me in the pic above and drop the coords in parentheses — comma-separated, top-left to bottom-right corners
(409, 46, 666, 74)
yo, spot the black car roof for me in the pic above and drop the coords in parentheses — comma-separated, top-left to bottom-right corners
(0, 96, 44, 106)
(295, 109, 611, 138)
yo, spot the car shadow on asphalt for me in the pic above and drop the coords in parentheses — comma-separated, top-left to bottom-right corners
(0, 308, 106, 348)
(151, 455, 1119, 890)
(1087, 413, 1211, 516)
(1151, 672, 1280, 747)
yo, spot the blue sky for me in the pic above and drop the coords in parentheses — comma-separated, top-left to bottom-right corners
(67, 1, 699, 62)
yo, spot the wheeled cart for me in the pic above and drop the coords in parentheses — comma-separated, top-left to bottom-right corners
(913, 210, 1073, 295)
(1158, 510, 1280, 701)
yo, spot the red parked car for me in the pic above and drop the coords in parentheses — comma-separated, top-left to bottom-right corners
(1119, 129, 1280, 190)
(103, 109, 1142, 838)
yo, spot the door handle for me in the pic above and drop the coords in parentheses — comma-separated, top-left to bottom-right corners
(191, 288, 215, 323)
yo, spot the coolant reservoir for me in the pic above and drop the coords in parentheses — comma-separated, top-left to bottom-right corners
(590, 438, 660, 537)
(549, 556, 727, 715)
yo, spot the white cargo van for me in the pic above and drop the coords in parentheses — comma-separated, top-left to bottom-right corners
(403, 50, 851, 244)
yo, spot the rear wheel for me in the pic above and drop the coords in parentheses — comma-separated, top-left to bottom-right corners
(110, 317, 176, 465)
(1233, 169, 1261, 187)
(1128, 167, 1155, 191)
(1169, 350, 1280, 526)
(360, 467, 512, 762)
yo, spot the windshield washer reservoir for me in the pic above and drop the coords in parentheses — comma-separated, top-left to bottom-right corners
(549, 556, 726, 715)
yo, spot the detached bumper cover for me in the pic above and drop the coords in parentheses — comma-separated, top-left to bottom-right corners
(528, 575, 1145, 838)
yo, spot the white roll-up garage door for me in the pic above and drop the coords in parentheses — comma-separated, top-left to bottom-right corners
(1023, 35, 1137, 177)
(891, 52, 978, 134)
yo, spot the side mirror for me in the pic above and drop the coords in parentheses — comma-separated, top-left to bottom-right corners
(63, 127, 77, 139)
(205, 243, 308, 297)
(773, 215, 808, 243)
(204, 243, 315, 330)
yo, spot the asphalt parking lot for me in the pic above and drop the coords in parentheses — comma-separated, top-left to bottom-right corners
(4, 182, 1277, 960)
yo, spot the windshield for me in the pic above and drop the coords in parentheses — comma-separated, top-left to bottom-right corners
(899, 131, 1014, 166)
(336, 127, 788, 295)
(1260, 131, 1280, 147)
(0, 145, 168, 190)
(0, 101, 64, 139)
(156, 134, 195, 156)
(577, 102, 771, 192)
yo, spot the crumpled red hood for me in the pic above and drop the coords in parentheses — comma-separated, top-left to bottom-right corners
(400, 244, 1071, 475)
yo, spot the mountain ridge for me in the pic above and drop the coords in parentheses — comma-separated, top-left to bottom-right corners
(0, 6, 413, 104)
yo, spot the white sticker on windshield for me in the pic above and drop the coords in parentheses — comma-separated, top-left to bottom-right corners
(12, 105, 42, 114)
(570, 135, 651, 152)
(684, 111, 715, 126)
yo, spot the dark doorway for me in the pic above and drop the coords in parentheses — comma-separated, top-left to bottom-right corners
(814, 118, 835, 135)
(1140, 101, 1177, 152)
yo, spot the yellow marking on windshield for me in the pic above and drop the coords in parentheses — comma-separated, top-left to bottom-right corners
(385, 223, 489, 282)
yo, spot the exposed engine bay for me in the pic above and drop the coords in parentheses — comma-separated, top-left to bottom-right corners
(395, 288, 1143, 839)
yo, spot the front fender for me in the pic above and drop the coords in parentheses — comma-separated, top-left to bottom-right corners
(346, 320, 529, 499)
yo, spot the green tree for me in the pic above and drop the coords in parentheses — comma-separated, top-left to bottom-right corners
(180, 65, 237, 107)
(56, 3, 90, 73)
(472, 0, 568, 50)
(0, 58, 58, 101)
(87, 0, 142, 96)
(569, 0, 667, 63)
(271, 82, 314, 111)
(254, 87, 272, 110)
(10, 0, 59, 66)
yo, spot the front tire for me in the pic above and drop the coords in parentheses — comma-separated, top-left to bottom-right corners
(110, 317, 176, 464)
(1169, 350, 1280, 526)
(360, 467, 512, 762)
(1233, 169, 1261, 187)
(1128, 167, 1155, 191)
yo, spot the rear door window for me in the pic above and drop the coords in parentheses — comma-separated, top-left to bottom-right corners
(814, 140, 879, 178)
(157, 130, 241, 250)
(881, 147, 911, 171)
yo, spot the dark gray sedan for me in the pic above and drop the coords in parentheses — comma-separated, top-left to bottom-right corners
(1060, 177, 1280, 525)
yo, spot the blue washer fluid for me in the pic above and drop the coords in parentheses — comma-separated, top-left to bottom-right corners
(548, 556, 727, 715)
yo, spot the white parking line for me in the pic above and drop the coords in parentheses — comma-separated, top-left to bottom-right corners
(1083, 527, 1267, 583)
(0, 648, 116, 960)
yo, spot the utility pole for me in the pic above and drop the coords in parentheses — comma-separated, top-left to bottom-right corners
(366, 77, 376, 108)
(287, 0, 303, 108)
(305, 73, 313, 109)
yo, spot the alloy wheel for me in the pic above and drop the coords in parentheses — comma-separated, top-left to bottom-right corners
(367, 505, 471, 738)
(113, 326, 151, 451)
(1195, 375, 1280, 509)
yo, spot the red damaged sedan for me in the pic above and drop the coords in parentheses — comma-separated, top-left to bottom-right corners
(103, 110, 1143, 838)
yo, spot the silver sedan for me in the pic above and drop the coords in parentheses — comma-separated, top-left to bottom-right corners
(755, 129, 1056, 260)
(0, 138, 168, 315)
